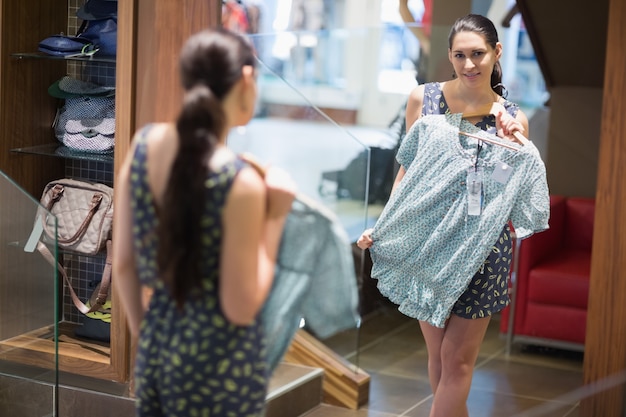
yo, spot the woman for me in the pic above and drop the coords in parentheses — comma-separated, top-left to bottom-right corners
(112, 28, 296, 416)
(358, 14, 544, 417)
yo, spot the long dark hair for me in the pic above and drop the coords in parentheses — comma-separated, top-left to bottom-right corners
(157, 28, 255, 307)
(449, 14, 507, 97)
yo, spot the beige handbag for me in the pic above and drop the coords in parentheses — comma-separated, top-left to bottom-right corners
(34, 178, 114, 315)
(38, 178, 113, 255)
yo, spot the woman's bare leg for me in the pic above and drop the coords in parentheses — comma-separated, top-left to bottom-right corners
(420, 315, 491, 417)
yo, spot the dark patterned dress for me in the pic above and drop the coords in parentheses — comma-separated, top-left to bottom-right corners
(422, 82, 514, 320)
(129, 130, 268, 416)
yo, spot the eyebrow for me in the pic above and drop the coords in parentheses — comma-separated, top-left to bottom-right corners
(451, 48, 487, 54)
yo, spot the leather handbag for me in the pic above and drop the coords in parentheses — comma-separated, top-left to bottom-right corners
(31, 179, 114, 316)
(38, 179, 113, 255)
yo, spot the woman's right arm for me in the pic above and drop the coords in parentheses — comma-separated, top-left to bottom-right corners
(112, 137, 144, 337)
(219, 166, 295, 325)
(394, 83, 426, 192)
(357, 85, 425, 250)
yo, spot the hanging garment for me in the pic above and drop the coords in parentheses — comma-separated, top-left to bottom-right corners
(261, 192, 360, 371)
(369, 112, 549, 328)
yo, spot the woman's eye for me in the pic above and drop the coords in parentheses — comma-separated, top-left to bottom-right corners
(454, 53, 465, 59)
(473, 51, 485, 57)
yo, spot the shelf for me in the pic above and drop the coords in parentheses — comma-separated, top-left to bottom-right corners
(11, 143, 114, 163)
(11, 52, 116, 64)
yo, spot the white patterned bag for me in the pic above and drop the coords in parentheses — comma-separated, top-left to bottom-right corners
(54, 95, 115, 153)
(63, 118, 115, 153)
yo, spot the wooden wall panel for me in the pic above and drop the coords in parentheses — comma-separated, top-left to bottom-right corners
(0, 0, 66, 197)
(581, 0, 626, 414)
(115, 0, 221, 173)
(135, 0, 221, 128)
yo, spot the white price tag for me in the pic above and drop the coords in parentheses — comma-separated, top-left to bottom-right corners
(467, 167, 484, 216)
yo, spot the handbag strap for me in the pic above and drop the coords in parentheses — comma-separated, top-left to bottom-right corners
(37, 239, 112, 315)
(42, 184, 104, 246)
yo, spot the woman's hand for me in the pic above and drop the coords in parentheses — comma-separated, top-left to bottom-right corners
(357, 228, 374, 250)
(495, 108, 526, 142)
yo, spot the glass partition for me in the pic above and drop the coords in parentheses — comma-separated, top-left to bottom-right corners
(229, 27, 411, 372)
(0, 170, 58, 417)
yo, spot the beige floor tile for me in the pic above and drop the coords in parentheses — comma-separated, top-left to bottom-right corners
(362, 371, 432, 415)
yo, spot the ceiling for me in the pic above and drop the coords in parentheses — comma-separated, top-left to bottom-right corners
(516, 0, 609, 88)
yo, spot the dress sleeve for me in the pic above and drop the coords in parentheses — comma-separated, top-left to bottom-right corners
(509, 156, 550, 239)
(396, 117, 423, 169)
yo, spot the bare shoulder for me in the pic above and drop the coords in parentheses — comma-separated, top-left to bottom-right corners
(406, 84, 427, 130)
(143, 123, 175, 148)
(408, 84, 426, 108)
(230, 164, 265, 199)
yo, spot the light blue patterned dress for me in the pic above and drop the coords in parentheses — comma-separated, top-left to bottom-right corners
(369, 83, 550, 327)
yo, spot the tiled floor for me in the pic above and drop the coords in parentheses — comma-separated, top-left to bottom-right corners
(311, 302, 584, 417)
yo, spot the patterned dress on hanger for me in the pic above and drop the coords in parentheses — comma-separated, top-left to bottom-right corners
(422, 82, 518, 320)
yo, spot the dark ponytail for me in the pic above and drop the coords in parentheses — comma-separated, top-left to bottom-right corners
(449, 14, 508, 98)
(157, 29, 255, 307)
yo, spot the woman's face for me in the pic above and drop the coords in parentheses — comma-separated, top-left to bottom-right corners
(448, 31, 502, 88)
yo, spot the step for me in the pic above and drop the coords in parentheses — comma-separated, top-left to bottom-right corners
(0, 361, 324, 417)
(265, 362, 325, 417)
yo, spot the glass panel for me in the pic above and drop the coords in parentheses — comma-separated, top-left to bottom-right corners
(231, 27, 409, 372)
(11, 53, 116, 64)
(0, 170, 58, 417)
(11, 143, 114, 164)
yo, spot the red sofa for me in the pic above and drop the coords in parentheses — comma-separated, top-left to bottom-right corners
(500, 195, 595, 350)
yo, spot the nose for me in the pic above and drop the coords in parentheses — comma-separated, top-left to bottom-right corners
(464, 58, 476, 71)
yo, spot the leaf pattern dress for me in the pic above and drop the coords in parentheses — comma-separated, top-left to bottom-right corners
(129, 130, 268, 417)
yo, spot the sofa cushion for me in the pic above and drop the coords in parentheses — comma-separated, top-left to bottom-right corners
(527, 248, 591, 309)
(524, 303, 587, 344)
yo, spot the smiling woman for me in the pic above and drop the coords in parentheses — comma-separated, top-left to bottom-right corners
(356, 13, 547, 417)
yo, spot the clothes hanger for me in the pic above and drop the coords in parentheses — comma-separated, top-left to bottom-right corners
(458, 130, 519, 151)
(460, 102, 531, 146)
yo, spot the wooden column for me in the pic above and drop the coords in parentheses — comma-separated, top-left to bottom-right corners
(114, 0, 221, 384)
(114, 0, 221, 170)
(581, 0, 626, 414)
